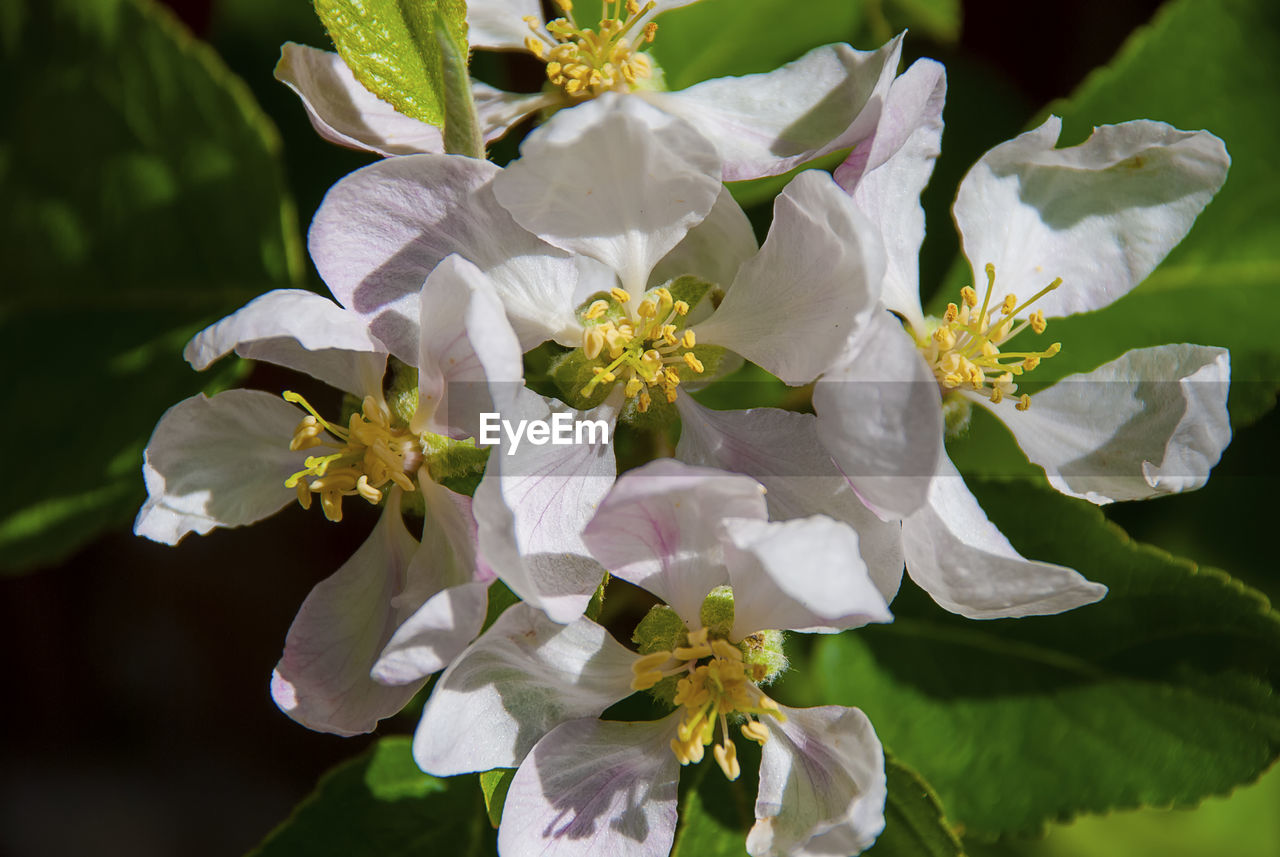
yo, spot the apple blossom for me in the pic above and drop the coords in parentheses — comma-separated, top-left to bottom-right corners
(413, 459, 892, 857)
(810, 59, 1231, 617)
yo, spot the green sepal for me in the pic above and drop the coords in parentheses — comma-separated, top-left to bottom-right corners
(422, 435, 489, 497)
(585, 572, 610, 622)
(547, 347, 616, 410)
(479, 768, 515, 828)
(384, 356, 419, 427)
(633, 603, 687, 655)
(312, 0, 468, 127)
(662, 274, 717, 314)
(740, 629, 787, 685)
(699, 585, 735, 639)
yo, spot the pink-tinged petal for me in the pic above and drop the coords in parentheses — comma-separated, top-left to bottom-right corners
(373, 477, 492, 683)
(492, 94, 722, 293)
(903, 452, 1107, 619)
(813, 311, 942, 521)
(954, 118, 1230, 318)
(835, 59, 946, 332)
(994, 345, 1231, 504)
(723, 517, 891, 639)
(694, 171, 885, 385)
(748, 705, 886, 857)
(582, 458, 766, 628)
(643, 38, 903, 181)
(412, 604, 636, 775)
(675, 398, 904, 602)
(134, 391, 303, 544)
(184, 289, 386, 396)
(309, 154, 583, 357)
(473, 389, 617, 623)
(499, 714, 682, 857)
(468, 0, 545, 50)
(275, 43, 445, 156)
(415, 255, 526, 439)
(270, 490, 424, 736)
(651, 186, 758, 290)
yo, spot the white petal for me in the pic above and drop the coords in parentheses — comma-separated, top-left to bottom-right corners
(473, 389, 616, 623)
(372, 580, 490, 685)
(651, 185, 758, 289)
(722, 517, 892, 639)
(813, 311, 942, 520)
(184, 289, 386, 396)
(835, 59, 946, 332)
(499, 714, 682, 857)
(467, 0, 544, 50)
(309, 154, 583, 357)
(674, 398, 904, 602)
(748, 705, 886, 857)
(275, 43, 445, 156)
(903, 452, 1107, 619)
(581, 458, 766, 628)
(372, 477, 493, 684)
(995, 345, 1231, 504)
(416, 254, 526, 438)
(492, 94, 722, 293)
(643, 38, 903, 181)
(269, 491, 424, 735)
(412, 604, 636, 775)
(694, 171, 885, 385)
(134, 391, 303, 544)
(954, 118, 1230, 318)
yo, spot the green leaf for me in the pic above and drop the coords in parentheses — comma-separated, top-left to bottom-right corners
(867, 756, 965, 857)
(881, 0, 962, 44)
(251, 737, 494, 856)
(964, 0, 1280, 427)
(0, 0, 301, 573)
(649, 0, 864, 91)
(814, 477, 1280, 837)
(313, 0, 468, 127)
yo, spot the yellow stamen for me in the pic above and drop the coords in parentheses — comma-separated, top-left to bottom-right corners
(280, 392, 421, 520)
(913, 264, 1064, 410)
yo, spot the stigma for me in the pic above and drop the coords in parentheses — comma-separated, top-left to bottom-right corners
(282, 391, 423, 522)
(579, 285, 704, 412)
(917, 263, 1063, 411)
(523, 0, 659, 99)
(632, 627, 786, 781)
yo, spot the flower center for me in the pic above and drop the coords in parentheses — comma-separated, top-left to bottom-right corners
(631, 627, 786, 781)
(579, 286, 705, 412)
(282, 391, 422, 522)
(917, 263, 1063, 411)
(524, 0, 658, 99)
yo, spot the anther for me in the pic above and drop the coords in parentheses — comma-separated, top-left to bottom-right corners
(610, 287, 631, 304)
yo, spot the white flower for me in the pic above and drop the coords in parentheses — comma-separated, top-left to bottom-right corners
(276, 0, 904, 180)
(132, 271, 566, 733)
(811, 59, 1232, 617)
(412, 459, 892, 857)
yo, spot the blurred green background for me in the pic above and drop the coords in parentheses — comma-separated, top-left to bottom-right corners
(1, 0, 1276, 855)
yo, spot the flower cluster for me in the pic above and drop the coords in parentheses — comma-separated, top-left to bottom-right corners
(136, 3, 1232, 855)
